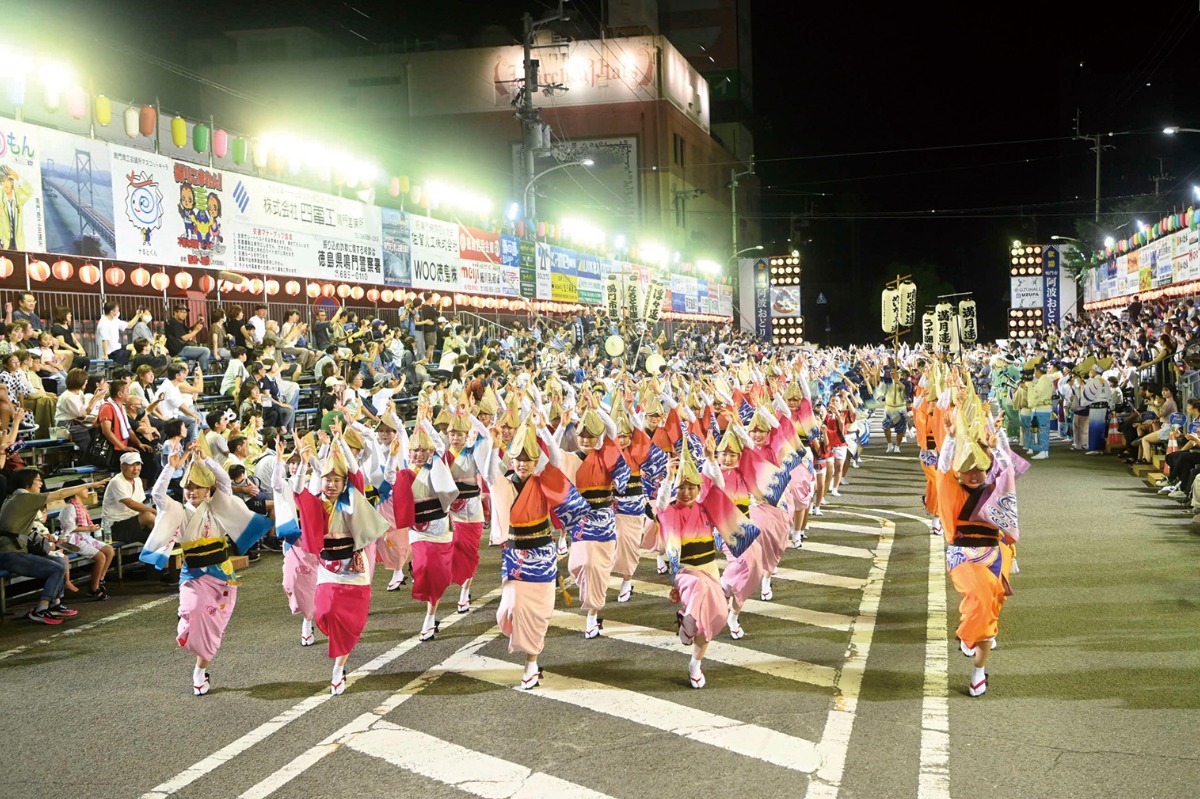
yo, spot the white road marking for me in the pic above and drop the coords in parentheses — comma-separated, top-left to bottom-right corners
(806, 520, 888, 536)
(238, 629, 505, 799)
(800, 541, 876, 560)
(0, 595, 176, 663)
(772, 567, 868, 591)
(142, 587, 503, 799)
(804, 517, 895, 799)
(629, 579, 855, 631)
(346, 723, 620, 799)
(452, 651, 824, 774)
(919, 520, 952, 799)
(546, 611, 838, 688)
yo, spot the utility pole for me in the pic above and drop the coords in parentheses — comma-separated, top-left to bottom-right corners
(1074, 109, 1112, 222)
(730, 154, 755, 260)
(519, 2, 568, 218)
(1150, 157, 1174, 196)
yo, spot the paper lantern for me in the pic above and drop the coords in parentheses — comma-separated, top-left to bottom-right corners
(94, 95, 112, 126)
(537, 221, 547, 237)
(43, 82, 62, 113)
(898, 281, 917, 327)
(516, 221, 525, 237)
(321, 283, 335, 298)
(169, 116, 186, 148)
(267, 151, 282, 174)
(470, 296, 482, 308)
(429, 293, 440, 305)
(130, 266, 150, 287)
(350, 286, 364, 300)
(212, 129, 228, 159)
(958, 300, 978, 344)
(498, 298, 510, 310)
(124, 106, 139, 138)
(285, 280, 301, 296)
(397, 176, 410, 194)
(139, 105, 157, 137)
(219, 280, 235, 293)
(306, 282, 321, 298)
(66, 87, 86, 119)
(265, 279, 279, 296)
(389, 177, 401, 197)
(249, 278, 264, 294)
(192, 123, 210, 154)
(149, 271, 168, 291)
(381, 289, 394, 303)
(103, 265, 124, 286)
(231, 137, 248, 165)
(175, 271, 193, 290)
(195, 274, 212, 293)
(337, 284, 351, 299)
(410, 185, 421, 205)
(52, 259, 74, 281)
(367, 288, 380, 302)
(881, 288, 899, 333)
(253, 139, 269, 170)
(234, 280, 249, 293)
(28, 260, 50, 282)
(441, 295, 452, 308)
(78, 262, 99, 284)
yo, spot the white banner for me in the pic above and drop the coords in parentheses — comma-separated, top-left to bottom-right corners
(1010, 276, 1042, 309)
(408, 214, 459, 291)
(0, 117, 46, 254)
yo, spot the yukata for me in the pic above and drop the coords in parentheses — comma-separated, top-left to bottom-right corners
(613, 428, 652, 578)
(717, 442, 797, 605)
(491, 461, 587, 655)
(444, 418, 494, 587)
(274, 459, 319, 621)
(564, 434, 628, 613)
(390, 450, 460, 607)
(140, 459, 272, 662)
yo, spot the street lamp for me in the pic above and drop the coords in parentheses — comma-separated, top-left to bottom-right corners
(727, 245, 764, 263)
(1163, 126, 1200, 135)
(523, 158, 594, 217)
(1050, 235, 1085, 247)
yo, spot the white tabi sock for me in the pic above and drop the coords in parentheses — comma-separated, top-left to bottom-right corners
(193, 666, 206, 685)
(761, 575, 772, 593)
(332, 663, 344, 683)
(459, 585, 471, 604)
(689, 657, 703, 677)
(619, 579, 632, 595)
(422, 612, 436, 632)
(728, 610, 739, 628)
(523, 660, 540, 679)
(301, 618, 313, 638)
(971, 666, 985, 684)
(585, 611, 598, 629)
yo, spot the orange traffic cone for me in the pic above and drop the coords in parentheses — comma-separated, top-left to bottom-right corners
(1106, 414, 1123, 452)
(1165, 430, 1179, 475)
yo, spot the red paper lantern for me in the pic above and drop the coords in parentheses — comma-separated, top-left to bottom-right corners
(150, 271, 169, 291)
(336, 284, 351, 299)
(0, 256, 13, 279)
(285, 280, 301, 296)
(103, 265, 125, 286)
(138, 105, 157, 137)
(28, 260, 50, 282)
(306, 282, 321, 298)
(130, 266, 150, 287)
(265, 279, 279, 296)
(381, 289, 394, 303)
(199, 274, 216, 293)
(175, 271, 193, 290)
(321, 283, 335, 298)
(249, 278, 264, 294)
(51, 259, 74, 281)
(367, 288, 380, 302)
(350, 286, 364, 301)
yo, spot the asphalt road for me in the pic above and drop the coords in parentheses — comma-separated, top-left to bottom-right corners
(2, 426, 1197, 799)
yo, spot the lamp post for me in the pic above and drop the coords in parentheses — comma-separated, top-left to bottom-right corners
(727, 245, 763, 263)
(523, 158, 593, 217)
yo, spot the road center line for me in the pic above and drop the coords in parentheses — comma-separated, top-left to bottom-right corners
(0, 595, 176, 663)
(919, 520, 952, 798)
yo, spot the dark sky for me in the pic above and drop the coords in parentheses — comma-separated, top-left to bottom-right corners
(25, 0, 1200, 341)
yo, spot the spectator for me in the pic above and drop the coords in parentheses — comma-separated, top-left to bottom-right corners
(227, 462, 271, 516)
(220, 346, 250, 397)
(154, 362, 204, 443)
(159, 419, 187, 501)
(129, 364, 158, 406)
(225, 435, 249, 467)
(209, 307, 231, 362)
(130, 337, 169, 374)
(204, 411, 232, 466)
(225, 305, 247, 350)
(253, 360, 294, 432)
(245, 303, 269, 347)
(55, 368, 102, 451)
(128, 306, 155, 344)
(58, 478, 116, 601)
(1, 350, 55, 437)
(418, 294, 439, 357)
(98, 379, 154, 458)
(165, 305, 210, 371)
(102, 451, 156, 544)
(96, 303, 132, 361)
(6, 291, 44, 331)
(50, 306, 87, 370)
(0, 468, 107, 623)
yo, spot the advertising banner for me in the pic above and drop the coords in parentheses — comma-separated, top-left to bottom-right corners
(381, 208, 411, 286)
(541, 244, 578, 302)
(38, 126, 113, 257)
(718, 283, 733, 317)
(1042, 246, 1060, 327)
(753, 259, 770, 340)
(683, 275, 698, 313)
(0, 117, 46, 255)
(408, 213, 459, 291)
(671, 274, 688, 312)
(519, 238, 537, 298)
(577, 253, 603, 305)
(1010, 276, 1042, 309)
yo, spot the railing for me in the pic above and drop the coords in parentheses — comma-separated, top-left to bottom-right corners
(1179, 370, 1200, 406)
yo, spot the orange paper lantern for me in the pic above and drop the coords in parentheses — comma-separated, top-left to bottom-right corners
(306, 282, 321, 299)
(367, 288, 380, 302)
(199, 274, 216, 293)
(175, 271, 193, 290)
(103, 265, 124, 286)
(52, 259, 74, 281)
(130, 266, 150, 287)
(350, 286, 364, 301)
(0, 256, 13, 279)
(336, 284, 351, 299)
(77, 262, 98, 284)
(285, 280, 301, 296)
(381, 289, 394, 303)
(249, 278, 264, 294)
(321, 283, 336, 298)
(151, 271, 169, 291)
(265, 279, 280, 296)
(28, 260, 50, 282)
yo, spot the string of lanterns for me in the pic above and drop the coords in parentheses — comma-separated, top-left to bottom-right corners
(1090, 209, 1196, 264)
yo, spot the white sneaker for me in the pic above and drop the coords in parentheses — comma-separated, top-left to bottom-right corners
(811, 505, 824, 517)
(1085, 450, 1101, 456)
(892, 446, 901, 454)
(1025, 449, 1035, 455)
(1159, 483, 1178, 493)
(1031, 451, 1048, 460)
(828, 488, 841, 497)
(851, 459, 860, 468)
(1170, 490, 1187, 500)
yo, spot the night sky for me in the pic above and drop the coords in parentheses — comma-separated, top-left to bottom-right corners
(20, 0, 1200, 343)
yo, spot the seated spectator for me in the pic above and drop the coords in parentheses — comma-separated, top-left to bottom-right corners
(6, 292, 44, 332)
(58, 478, 116, 600)
(50, 307, 87, 371)
(154, 362, 204, 443)
(130, 337, 170, 374)
(204, 411, 232, 466)
(165, 305, 210, 371)
(97, 378, 154, 461)
(227, 462, 271, 516)
(128, 306, 155, 344)
(236, 379, 269, 428)
(101, 451, 156, 544)
(221, 346, 250, 397)
(225, 435, 249, 467)
(251, 360, 294, 432)
(0, 468, 108, 624)
(1, 349, 55, 437)
(209, 306, 231, 363)
(130, 364, 158, 406)
(55, 368, 102, 451)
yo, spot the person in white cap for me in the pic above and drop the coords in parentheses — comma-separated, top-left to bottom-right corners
(102, 451, 157, 543)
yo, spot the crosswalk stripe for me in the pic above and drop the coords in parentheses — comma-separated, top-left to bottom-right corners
(449, 651, 823, 774)
(798, 540, 876, 560)
(805, 520, 887, 536)
(629, 580, 855, 632)
(772, 567, 868, 591)
(346, 723, 620, 799)
(546, 612, 838, 688)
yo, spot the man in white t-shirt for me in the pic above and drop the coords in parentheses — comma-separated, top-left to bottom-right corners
(102, 452, 156, 543)
(246, 304, 269, 346)
(95, 302, 129, 359)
